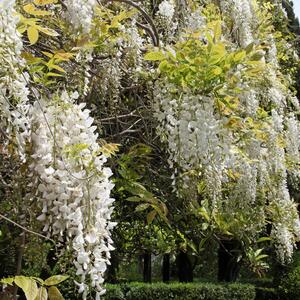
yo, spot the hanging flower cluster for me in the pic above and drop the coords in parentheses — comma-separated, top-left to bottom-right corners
(158, 0, 175, 21)
(265, 109, 300, 260)
(220, 0, 255, 48)
(154, 86, 226, 202)
(0, 0, 31, 160)
(30, 91, 115, 299)
(1, 2, 116, 296)
(64, 0, 96, 33)
(153, 0, 300, 262)
(2, 1, 300, 299)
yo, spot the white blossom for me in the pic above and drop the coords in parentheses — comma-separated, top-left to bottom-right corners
(30, 91, 115, 297)
(158, 0, 175, 20)
(220, 0, 254, 47)
(0, 0, 31, 160)
(64, 0, 96, 33)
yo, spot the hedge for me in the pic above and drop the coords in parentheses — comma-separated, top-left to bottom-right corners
(277, 251, 300, 300)
(103, 282, 256, 300)
(255, 287, 279, 300)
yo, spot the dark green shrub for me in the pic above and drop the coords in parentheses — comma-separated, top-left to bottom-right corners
(278, 266, 300, 299)
(105, 282, 256, 300)
(103, 285, 125, 300)
(255, 287, 278, 300)
(278, 251, 300, 300)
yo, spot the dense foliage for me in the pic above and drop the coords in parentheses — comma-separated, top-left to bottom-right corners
(0, 0, 300, 299)
(102, 282, 256, 300)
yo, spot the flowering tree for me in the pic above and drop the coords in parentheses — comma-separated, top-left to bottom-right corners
(1, 0, 300, 298)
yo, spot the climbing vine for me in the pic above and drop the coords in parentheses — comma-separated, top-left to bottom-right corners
(1, 0, 300, 298)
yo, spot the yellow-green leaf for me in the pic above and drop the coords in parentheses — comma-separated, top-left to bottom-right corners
(42, 51, 53, 58)
(49, 64, 66, 73)
(34, 0, 58, 5)
(14, 276, 39, 300)
(257, 237, 272, 243)
(199, 207, 210, 222)
(23, 3, 51, 16)
(18, 25, 27, 34)
(0, 277, 14, 285)
(144, 51, 166, 61)
(48, 286, 64, 300)
(234, 51, 246, 62)
(213, 20, 222, 41)
(34, 287, 47, 300)
(110, 9, 136, 28)
(44, 275, 69, 286)
(53, 52, 74, 61)
(27, 26, 39, 44)
(46, 72, 63, 77)
(99, 141, 120, 157)
(22, 17, 39, 27)
(37, 26, 59, 37)
(212, 66, 222, 75)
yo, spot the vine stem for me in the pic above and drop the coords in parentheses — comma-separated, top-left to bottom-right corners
(13, 231, 25, 300)
(0, 214, 56, 245)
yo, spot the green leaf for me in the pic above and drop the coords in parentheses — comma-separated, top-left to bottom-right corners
(202, 222, 209, 230)
(48, 286, 64, 300)
(34, 287, 48, 300)
(46, 72, 64, 77)
(199, 237, 208, 252)
(256, 254, 269, 261)
(250, 51, 265, 61)
(245, 42, 254, 53)
(44, 275, 69, 286)
(144, 51, 166, 61)
(257, 237, 271, 243)
(199, 207, 210, 222)
(197, 181, 206, 194)
(187, 240, 197, 253)
(135, 203, 150, 212)
(27, 26, 39, 44)
(151, 204, 169, 225)
(159, 60, 170, 72)
(146, 210, 157, 224)
(126, 196, 142, 202)
(14, 276, 39, 300)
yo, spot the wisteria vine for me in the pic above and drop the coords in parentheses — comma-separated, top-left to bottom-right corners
(1, 0, 300, 299)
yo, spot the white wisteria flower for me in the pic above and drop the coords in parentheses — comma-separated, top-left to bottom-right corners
(158, 0, 175, 20)
(30, 91, 115, 298)
(64, 0, 96, 33)
(0, 0, 31, 160)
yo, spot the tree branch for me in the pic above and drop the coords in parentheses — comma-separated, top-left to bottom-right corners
(0, 214, 56, 245)
(101, 0, 160, 46)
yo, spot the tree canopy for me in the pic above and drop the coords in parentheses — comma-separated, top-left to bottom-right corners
(1, 0, 300, 299)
